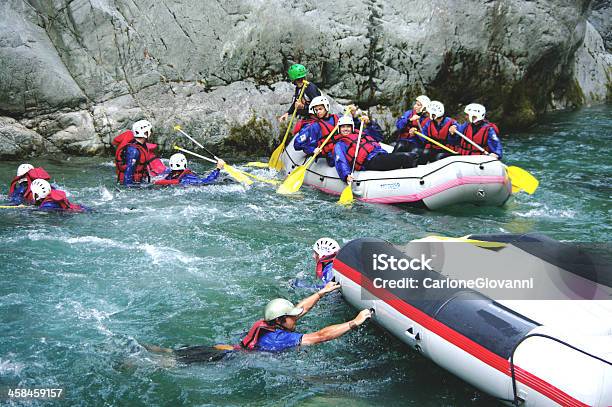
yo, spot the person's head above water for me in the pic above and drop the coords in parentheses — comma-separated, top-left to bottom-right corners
(169, 153, 187, 171)
(308, 95, 330, 119)
(338, 115, 354, 136)
(16, 163, 34, 180)
(313, 238, 340, 260)
(30, 179, 51, 202)
(264, 298, 303, 331)
(132, 120, 152, 142)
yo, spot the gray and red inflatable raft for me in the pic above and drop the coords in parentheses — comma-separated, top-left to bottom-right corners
(333, 234, 612, 406)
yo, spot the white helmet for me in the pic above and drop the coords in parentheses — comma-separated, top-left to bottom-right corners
(132, 120, 152, 139)
(31, 179, 51, 201)
(415, 95, 431, 113)
(169, 153, 187, 171)
(313, 237, 340, 257)
(338, 115, 354, 131)
(264, 298, 303, 322)
(308, 95, 330, 114)
(465, 103, 486, 123)
(427, 101, 445, 119)
(16, 163, 34, 178)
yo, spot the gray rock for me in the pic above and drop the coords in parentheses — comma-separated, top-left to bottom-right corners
(0, 116, 59, 159)
(589, 0, 612, 52)
(573, 22, 612, 104)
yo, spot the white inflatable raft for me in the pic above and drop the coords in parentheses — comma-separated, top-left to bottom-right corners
(333, 234, 612, 406)
(280, 136, 512, 209)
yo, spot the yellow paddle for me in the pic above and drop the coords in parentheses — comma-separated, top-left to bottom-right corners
(277, 122, 341, 195)
(267, 80, 309, 171)
(0, 205, 26, 209)
(426, 235, 507, 249)
(245, 161, 270, 168)
(338, 120, 365, 205)
(173, 145, 253, 186)
(455, 130, 539, 194)
(415, 131, 458, 155)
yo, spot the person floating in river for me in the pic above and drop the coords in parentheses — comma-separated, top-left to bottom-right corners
(30, 179, 87, 212)
(334, 120, 417, 184)
(293, 95, 339, 156)
(453, 103, 503, 159)
(312, 238, 340, 285)
(154, 153, 225, 186)
(112, 120, 167, 186)
(420, 101, 459, 163)
(7, 164, 53, 205)
(278, 63, 321, 123)
(393, 95, 431, 155)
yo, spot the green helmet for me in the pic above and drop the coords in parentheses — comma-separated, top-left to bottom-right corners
(264, 298, 303, 321)
(287, 64, 308, 81)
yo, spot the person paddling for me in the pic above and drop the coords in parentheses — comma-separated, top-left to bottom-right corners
(113, 120, 167, 186)
(279, 64, 321, 123)
(154, 153, 225, 186)
(394, 95, 431, 155)
(451, 103, 503, 159)
(293, 95, 339, 157)
(420, 101, 459, 163)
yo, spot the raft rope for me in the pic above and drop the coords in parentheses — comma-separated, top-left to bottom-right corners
(509, 333, 612, 406)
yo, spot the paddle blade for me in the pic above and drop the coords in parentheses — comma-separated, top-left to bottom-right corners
(338, 185, 354, 206)
(245, 161, 269, 168)
(268, 144, 284, 171)
(0, 205, 26, 209)
(507, 166, 539, 194)
(277, 165, 307, 194)
(223, 165, 253, 186)
(428, 235, 507, 249)
(241, 171, 280, 185)
(173, 125, 181, 131)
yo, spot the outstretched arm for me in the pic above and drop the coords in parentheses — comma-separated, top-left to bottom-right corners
(295, 281, 340, 319)
(301, 309, 372, 346)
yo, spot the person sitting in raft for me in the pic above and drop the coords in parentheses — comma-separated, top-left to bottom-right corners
(346, 104, 384, 142)
(7, 164, 52, 205)
(393, 95, 431, 155)
(154, 153, 225, 186)
(452, 103, 503, 159)
(278, 63, 321, 123)
(112, 119, 167, 186)
(241, 282, 372, 352)
(29, 179, 88, 212)
(293, 95, 339, 157)
(334, 120, 417, 183)
(420, 101, 459, 163)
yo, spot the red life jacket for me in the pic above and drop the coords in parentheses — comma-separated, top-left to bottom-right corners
(425, 118, 454, 150)
(456, 121, 500, 156)
(314, 114, 339, 146)
(398, 110, 430, 140)
(339, 133, 380, 171)
(240, 319, 277, 350)
(153, 169, 192, 185)
(9, 167, 51, 204)
(40, 190, 83, 212)
(112, 130, 163, 183)
(315, 253, 336, 279)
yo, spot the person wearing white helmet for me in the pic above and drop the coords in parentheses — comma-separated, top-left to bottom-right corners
(112, 119, 167, 185)
(453, 103, 503, 159)
(293, 95, 340, 157)
(154, 153, 225, 186)
(30, 179, 87, 212)
(312, 237, 340, 284)
(7, 164, 52, 205)
(420, 101, 460, 163)
(394, 95, 431, 155)
(240, 282, 372, 352)
(279, 63, 321, 123)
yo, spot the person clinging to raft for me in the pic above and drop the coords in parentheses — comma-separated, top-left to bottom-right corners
(278, 63, 321, 123)
(154, 153, 225, 186)
(112, 120, 167, 186)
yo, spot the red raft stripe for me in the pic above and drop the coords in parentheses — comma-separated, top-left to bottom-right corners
(334, 259, 589, 407)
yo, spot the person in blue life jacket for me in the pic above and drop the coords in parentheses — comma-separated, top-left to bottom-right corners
(293, 95, 339, 156)
(7, 163, 34, 204)
(279, 64, 322, 122)
(291, 237, 341, 289)
(30, 179, 88, 213)
(453, 103, 503, 159)
(154, 153, 225, 186)
(241, 282, 372, 352)
(420, 101, 459, 163)
(393, 95, 431, 155)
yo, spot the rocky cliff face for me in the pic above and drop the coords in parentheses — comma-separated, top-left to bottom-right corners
(0, 0, 610, 158)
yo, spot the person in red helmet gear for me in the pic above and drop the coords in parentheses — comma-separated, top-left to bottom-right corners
(279, 63, 321, 122)
(241, 283, 372, 352)
(7, 164, 52, 205)
(30, 179, 87, 212)
(113, 119, 167, 186)
(394, 95, 431, 155)
(452, 103, 503, 159)
(420, 100, 459, 163)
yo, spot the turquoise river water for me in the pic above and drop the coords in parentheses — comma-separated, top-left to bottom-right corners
(0, 106, 610, 406)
